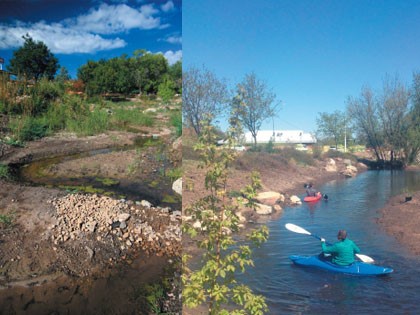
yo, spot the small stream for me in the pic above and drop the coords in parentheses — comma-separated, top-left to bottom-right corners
(242, 170, 420, 314)
(15, 137, 181, 208)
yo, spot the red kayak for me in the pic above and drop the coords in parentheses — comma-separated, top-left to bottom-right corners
(304, 192, 322, 202)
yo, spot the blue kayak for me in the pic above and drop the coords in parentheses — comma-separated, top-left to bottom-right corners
(290, 255, 393, 276)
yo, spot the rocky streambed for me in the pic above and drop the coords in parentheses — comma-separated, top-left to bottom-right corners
(0, 131, 182, 313)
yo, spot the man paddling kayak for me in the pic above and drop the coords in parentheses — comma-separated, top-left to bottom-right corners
(320, 230, 360, 266)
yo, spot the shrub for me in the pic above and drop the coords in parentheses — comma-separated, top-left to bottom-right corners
(9, 116, 48, 141)
(31, 78, 64, 115)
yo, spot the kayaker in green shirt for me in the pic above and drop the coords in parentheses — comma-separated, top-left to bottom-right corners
(320, 230, 360, 266)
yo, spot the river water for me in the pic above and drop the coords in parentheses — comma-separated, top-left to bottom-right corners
(242, 170, 420, 314)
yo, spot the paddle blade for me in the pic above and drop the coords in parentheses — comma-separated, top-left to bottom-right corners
(356, 253, 375, 264)
(285, 223, 311, 235)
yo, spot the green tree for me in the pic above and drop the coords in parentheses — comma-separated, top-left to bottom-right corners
(183, 66, 228, 135)
(232, 73, 278, 147)
(8, 35, 59, 81)
(56, 66, 70, 82)
(316, 110, 347, 149)
(182, 113, 269, 314)
(132, 50, 169, 95)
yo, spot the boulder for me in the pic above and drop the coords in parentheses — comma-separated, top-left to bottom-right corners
(342, 165, 358, 177)
(172, 178, 182, 195)
(273, 204, 283, 212)
(118, 213, 131, 222)
(325, 158, 337, 172)
(140, 200, 153, 208)
(256, 191, 282, 206)
(343, 159, 352, 166)
(235, 211, 247, 223)
(290, 195, 302, 205)
(255, 203, 273, 215)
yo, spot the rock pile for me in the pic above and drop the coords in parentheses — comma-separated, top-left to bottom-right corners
(48, 193, 181, 258)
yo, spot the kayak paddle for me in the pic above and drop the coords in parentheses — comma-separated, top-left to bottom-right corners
(285, 223, 375, 264)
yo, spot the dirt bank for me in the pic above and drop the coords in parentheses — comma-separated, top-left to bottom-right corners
(183, 152, 366, 222)
(377, 189, 420, 255)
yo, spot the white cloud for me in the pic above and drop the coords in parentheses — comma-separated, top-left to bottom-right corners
(161, 1, 175, 13)
(161, 50, 182, 65)
(160, 35, 182, 44)
(71, 3, 161, 34)
(0, 21, 126, 54)
(0, 2, 172, 54)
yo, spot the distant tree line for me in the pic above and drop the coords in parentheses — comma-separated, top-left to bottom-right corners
(77, 50, 181, 97)
(316, 73, 420, 167)
(6, 35, 182, 97)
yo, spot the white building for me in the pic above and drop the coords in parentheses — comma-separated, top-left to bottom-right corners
(244, 130, 316, 144)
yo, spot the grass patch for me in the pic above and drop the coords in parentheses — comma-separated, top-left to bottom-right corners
(0, 164, 11, 179)
(67, 110, 109, 136)
(111, 109, 154, 128)
(162, 194, 180, 204)
(0, 213, 15, 227)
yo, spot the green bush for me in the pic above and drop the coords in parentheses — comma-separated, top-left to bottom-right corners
(31, 78, 64, 115)
(170, 111, 182, 137)
(10, 116, 48, 141)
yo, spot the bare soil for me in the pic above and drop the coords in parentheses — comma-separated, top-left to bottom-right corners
(377, 188, 420, 255)
(0, 130, 181, 314)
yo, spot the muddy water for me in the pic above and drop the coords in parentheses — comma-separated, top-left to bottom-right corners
(16, 137, 181, 208)
(0, 255, 176, 314)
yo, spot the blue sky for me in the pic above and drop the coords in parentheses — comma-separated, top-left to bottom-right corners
(183, 0, 420, 133)
(0, 0, 182, 78)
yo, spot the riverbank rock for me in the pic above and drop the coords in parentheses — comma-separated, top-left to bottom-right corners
(342, 165, 358, 177)
(325, 158, 337, 172)
(255, 191, 283, 206)
(172, 178, 182, 195)
(255, 203, 273, 215)
(290, 195, 302, 205)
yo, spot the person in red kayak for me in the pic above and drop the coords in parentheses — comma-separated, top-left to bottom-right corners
(305, 182, 317, 196)
(320, 230, 361, 265)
